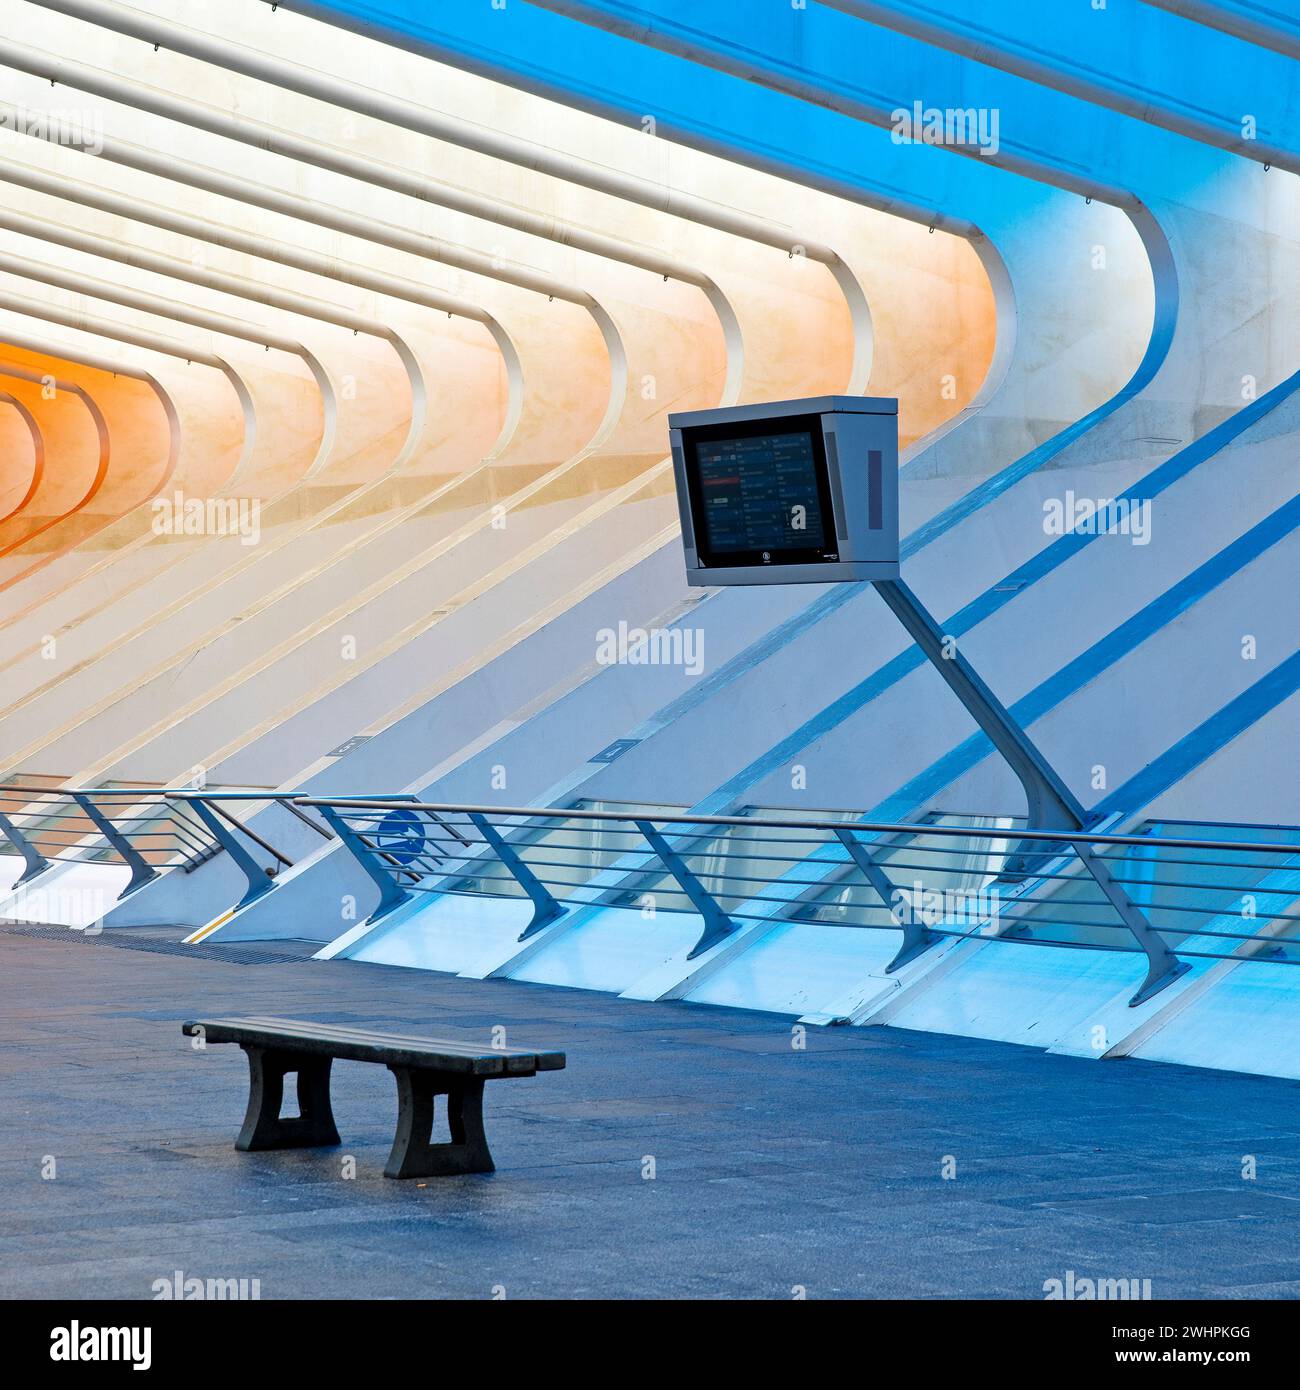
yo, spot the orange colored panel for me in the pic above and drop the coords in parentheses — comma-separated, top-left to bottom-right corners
(0, 395, 41, 521)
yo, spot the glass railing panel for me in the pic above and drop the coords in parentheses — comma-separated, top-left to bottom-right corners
(1100, 820, 1300, 955)
(793, 813, 1019, 933)
(438, 800, 689, 905)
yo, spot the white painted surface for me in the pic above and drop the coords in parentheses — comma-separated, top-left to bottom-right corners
(0, 854, 28, 896)
(877, 938, 1155, 1047)
(1130, 963, 1300, 1079)
(683, 921, 899, 1016)
(351, 895, 539, 978)
(505, 906, 704, 994)
(0, 861, 132, 925)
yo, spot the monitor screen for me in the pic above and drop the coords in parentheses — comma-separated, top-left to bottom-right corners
(685, 415, 839, 569)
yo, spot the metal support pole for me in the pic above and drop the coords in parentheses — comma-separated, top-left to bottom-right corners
(871, 580, 1185, 1003)
(872, 579, 1086, 831)
(0, 807, 50, 884)
(72, 792, 158, 898)
(636, 820, 738, 958)
(1072, 840, 1190, 1006)
(834, 826, 938, 971)
(181, 796, 275, 910)
(469, 813, 565, 940)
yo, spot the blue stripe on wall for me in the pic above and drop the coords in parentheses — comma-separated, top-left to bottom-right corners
(865, 490, 1300, 824)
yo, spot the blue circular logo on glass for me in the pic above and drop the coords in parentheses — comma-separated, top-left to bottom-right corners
(373, 808, 427, 867)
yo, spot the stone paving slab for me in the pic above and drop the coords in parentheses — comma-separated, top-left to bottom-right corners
(2, 927, 1299, 1299)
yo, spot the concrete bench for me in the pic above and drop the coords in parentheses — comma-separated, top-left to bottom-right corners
(183, 1015, 565, 1178)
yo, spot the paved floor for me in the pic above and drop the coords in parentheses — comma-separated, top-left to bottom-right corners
(4, 925, 1300, 1300)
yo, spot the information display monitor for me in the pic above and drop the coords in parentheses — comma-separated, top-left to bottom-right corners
(669, 397, 899, 585)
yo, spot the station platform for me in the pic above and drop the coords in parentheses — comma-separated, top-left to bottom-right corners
(5, 924, 1300, 1300)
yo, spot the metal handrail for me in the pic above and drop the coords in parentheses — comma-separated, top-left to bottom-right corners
(0, 784, 328, 904)
(298, 798, 1300, 1007)
(7, 782, 1297, 1007)
(0, 787, 222, 878)
(293, 798, 1300, 857)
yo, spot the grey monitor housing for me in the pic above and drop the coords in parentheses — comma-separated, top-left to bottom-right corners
(668, 395, 899, 586)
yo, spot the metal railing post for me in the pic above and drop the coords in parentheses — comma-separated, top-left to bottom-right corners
(179, 796, 276, 909)
(72, 792, 158, 898)
(1071, 840, 1190, 1006)
(0, 806, 50, 885)
(468, 813, 565, 940)
(635, 820, 737, 958)
(314, 803, 411, 920)
(834, 826, 938, 971)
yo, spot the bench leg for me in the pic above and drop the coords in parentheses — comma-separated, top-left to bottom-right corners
(385, 1067, 494, 1178)
(236, 1045, 341, 1151)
